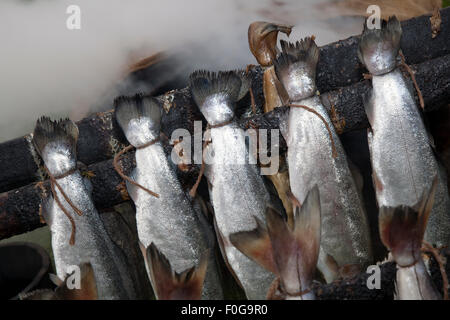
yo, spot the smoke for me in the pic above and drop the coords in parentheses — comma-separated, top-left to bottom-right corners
(0, 0, 362, 142)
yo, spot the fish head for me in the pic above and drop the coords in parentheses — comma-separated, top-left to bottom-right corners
(248, 21, 293, 66)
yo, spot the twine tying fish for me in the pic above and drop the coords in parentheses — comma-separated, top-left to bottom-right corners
(422, 241, 449, 300)
(189, 118, 234, 198)
(289, 104, 338, 158)
(45, 166, 83, 246)
(113, 137, 160, 199)
(399, 51, 425, 110)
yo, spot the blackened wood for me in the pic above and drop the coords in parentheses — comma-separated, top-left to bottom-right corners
(0, 8, 449, 194)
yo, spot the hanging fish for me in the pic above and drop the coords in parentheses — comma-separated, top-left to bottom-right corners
(379, 177, 441, 300)
(274, 37, 373, 283)
(114, 94, 223, 300)
(189, 70, 277, 299)
(33, 117, 136, 299)
(230, 186, 321, 300)
(358, 16, 450, 247)
(248, 21, 294, 224)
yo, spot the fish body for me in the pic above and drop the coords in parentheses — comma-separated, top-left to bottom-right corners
(359, 17, 450, 247)
(33, 118, 136, 300)
(274, 38, 372, 282)
(114, 95, 223, 300)
(190, 71, 276, 299)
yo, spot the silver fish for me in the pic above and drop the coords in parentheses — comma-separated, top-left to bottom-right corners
(274, 38, 373, 283)
(379, 178, 441, 300)
(230, 186, 321, 300)
(114, 94, 223, 300)
(358, 17, 450, 247)
(189, 70, 276, 300)
(33, 117, 136, 300)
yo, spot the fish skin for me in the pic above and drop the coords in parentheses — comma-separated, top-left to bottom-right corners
(287, 95, 373, 280)
(189, 70, 278, 299)
(367, 69, 450, 247)
(128, 142, 224, 300)
(204, 123, 276, 299)
(115, 94, 223, 300)
(37, 132, 136, 300)
(396, 259, 441, 300)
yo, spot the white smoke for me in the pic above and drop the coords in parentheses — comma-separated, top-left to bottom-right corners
(0, 0, 362, 142)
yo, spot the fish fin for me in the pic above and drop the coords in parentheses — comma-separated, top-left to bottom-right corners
(114, 94, 161, 147)
(229, 216, 277, 274)
(248, 21, 293, 66)
(212, 217, 245, 290)
(274, 37, 319, 101)
(55, 263, 98, 300)
(234, 69, 252, 101)
(358, 16, 402, 75)
(362, 89, 375, 128)
(267, 186, 321, 294)
(379, 176, 438, 267)
(189, 70, 242, 107)
(33, 117, 78, 159)
(146, 243, 207, 300)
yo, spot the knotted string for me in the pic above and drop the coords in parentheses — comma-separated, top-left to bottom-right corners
(45, 166, 83, 246)
(399, 51, 425, 110)
(113, 137, 160, 199)
(189, 118, 234, 198)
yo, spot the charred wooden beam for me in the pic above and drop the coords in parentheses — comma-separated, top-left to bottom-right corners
(314, 251, 450, 299)
(0, 8, 449, 194)
(1, 52, 450, 241)
(317, 7, 450, 91)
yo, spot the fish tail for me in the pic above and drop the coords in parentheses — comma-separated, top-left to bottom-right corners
(55, 262, 98, 300)
(358, 16, 402, 75)
(145, 243, 208, 300)
(268, 186, 321, 296)
(230, 186, 321, 298)
(273, 37, 319, 101)
(189, 70, 244, 125)
(114, 93, 161, 147)
(379, 176, 438, 267)
(33, 116, 78, 173)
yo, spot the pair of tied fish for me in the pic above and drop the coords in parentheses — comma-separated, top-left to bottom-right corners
(359, 17, 450, 300)
(113, 71, 279, 300)
(31, 118, 137, 299)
